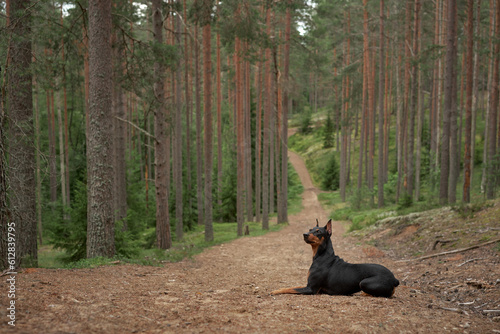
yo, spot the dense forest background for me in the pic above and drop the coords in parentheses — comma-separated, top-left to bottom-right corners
(0, 0, 499, 269)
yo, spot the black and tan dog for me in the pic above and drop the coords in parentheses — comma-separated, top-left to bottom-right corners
(271, 219, 399, 297)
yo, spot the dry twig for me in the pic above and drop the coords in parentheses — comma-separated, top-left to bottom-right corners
(401, 238, 500, 262)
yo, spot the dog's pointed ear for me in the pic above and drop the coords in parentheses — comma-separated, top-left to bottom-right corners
(316, 219, 319, 227)
(325, 219, 332, 236)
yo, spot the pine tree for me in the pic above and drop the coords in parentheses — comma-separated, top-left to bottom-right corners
(86, 0, 115, 258)
(152, 0, 172, 249)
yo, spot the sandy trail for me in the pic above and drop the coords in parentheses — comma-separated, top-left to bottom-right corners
(1, 149, 497, 333)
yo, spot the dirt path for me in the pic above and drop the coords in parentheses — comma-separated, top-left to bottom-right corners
(1, 150, 499, 333)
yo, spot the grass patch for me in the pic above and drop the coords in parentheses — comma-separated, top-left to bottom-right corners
(38, 221, 286, 268)
(37, 245, 67, 268)
(38, 160, 303, 269)
(138, 221, 285, 265)
(331, 206, 398, 232)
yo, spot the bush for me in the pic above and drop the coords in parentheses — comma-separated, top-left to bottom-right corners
(321, 153, 339, 191)
(48, 179, 88, 262)
(299, 108, 312, 134)
(323, 114, 334, 148)
(48, 178, 141, 262)
(397, 193, 413, 211)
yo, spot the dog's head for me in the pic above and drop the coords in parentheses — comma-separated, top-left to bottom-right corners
(303, 219, 332, 247)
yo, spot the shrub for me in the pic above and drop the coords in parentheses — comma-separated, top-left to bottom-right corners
(48, 178, 140, 262)
(323, 114, 334, 148)
(299, 108, 312, 134)
(321, 153, 339, 191)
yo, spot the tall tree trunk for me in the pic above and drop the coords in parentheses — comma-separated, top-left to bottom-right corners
(61, 6, 70, 208)
(195, 26, 204, 226)
(430, 0, 439, 182)
(87, 0, 115, 258)
(236, 37, 244, 236)
(384, 43, 392, 184)
(255, 52, 263, 223)
(481, 0, 495, 194)
(363, 0, 375, 204)
(113, 56, 127, 227)
(262, 6, 272, 229)
(463, 0, 475, 203)
(395, 48, 403, 203)
(246, 57, 253, 223)
(203, 21, 214, 242)
(274, 35, 281, 221)
(0, 66, 12, 270)
(278, 5, 291, 224)
(440, 0, 458, 205)
(415, 21, 424, 202)
(57, 92, 67, 211)
(408, 0, 420, 199)
(358, 50, 367, 195)
(174, 13, 183, 241)
(470, 0, 481, 187)
(269, 52, 275, 215)
(34, 79, 43, 245)
(401, 1, 411, 200)
(486, 0, 500, 199)
(359, 0, 369, 198)
(5, 0, 37, 267)
(46, 52, 57, 204)
(83, 24, 90, 153)
(448, 3, 459, 204)
(216, 31, 222, 214)
(340, 9, 351, 203)
(377, 0, 385, 208)
(184, 0, 193, 223)
(152, 0, 171, 249)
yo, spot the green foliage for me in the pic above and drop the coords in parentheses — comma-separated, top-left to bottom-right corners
(288, 132, 317, 153)
(331, 206, 383, 232)
(47, 179, 88, 262)
(287, 162, 305, 215)
(62, 257, 126, 269)
(141, 220, 286, 264)
(218, 147, 238, 222)
(323, 114, 334, 148)
(299, 107, 313, 134)
(451, 201, 492, 219)
(40, 220, 287, 268)
(383, 173, 399, 204)
(397, 193, 413, 211)
(47, 178, 142, 262)
(321, 152, 339, 191)
(349, 186, 376, 211)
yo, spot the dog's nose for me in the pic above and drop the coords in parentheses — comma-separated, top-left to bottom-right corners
(303, 233, 309, 239)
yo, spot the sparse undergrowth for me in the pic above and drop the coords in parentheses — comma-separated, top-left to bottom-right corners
(39, 221, 288, 269)
(38, 159, 303, 269)
(347, 199, 500, 259)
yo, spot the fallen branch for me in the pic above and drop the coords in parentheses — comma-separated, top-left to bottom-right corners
(401, 238, 500, 262)
(429, 304, 463, 313)
(457, 301, 475, 306)
(457, 258, 485, 267)
(432, 239, 458, 250)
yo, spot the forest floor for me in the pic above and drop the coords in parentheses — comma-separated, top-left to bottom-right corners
(1, 150, 500, 333)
